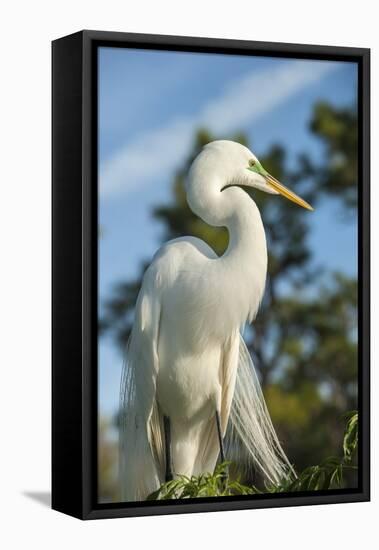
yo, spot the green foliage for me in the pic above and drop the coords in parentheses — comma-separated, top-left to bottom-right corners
(343, 411, 358, 462)
(273, 410, 358, 493)
(147, 462, 258, 500)
(148, 411, 358, 500)
(273, 458, 345, 492)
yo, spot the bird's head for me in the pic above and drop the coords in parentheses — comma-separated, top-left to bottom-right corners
(193, 140, 313, 211)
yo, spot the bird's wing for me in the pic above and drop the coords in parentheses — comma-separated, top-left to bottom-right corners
(120, 237, 219, 499)
(119, 263, 165, 501)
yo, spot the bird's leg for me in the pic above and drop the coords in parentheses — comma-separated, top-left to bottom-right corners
(215, 410, 226, 463)
(215, 410, 228, 487)
(163, 415, 173, 482)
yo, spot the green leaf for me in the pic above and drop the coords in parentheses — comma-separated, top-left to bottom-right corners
(343, 411, 358, 462)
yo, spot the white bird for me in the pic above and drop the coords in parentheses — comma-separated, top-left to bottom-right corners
(119, 140, 313, 501)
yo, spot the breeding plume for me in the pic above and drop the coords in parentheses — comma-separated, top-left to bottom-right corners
(119, 140, 313, 501)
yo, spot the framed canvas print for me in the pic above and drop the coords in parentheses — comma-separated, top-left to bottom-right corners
(52, 30, 370, 520)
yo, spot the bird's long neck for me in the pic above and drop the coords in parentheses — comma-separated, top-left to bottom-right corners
(187, 176, 268, 325)
(222, 190, 267, 268)
(220, 190, 268, 323)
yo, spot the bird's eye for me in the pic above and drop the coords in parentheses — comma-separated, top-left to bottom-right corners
(249, 159, 256, 167)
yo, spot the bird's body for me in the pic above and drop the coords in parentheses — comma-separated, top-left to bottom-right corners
(120, 141, 312, 501)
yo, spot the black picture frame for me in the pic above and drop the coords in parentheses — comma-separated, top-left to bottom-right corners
(52, 30, 370, 520)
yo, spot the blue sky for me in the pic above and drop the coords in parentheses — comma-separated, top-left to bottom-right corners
(98, 47, 358, 418)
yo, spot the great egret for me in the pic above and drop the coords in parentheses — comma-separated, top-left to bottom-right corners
(119, 140, 313, 501)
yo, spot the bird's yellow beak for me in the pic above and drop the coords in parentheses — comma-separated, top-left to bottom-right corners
(265, 173, 314, 211)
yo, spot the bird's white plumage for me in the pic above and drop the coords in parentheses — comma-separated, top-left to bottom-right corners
(119, 141, 293, 501)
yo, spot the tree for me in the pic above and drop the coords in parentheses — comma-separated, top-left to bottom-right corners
(299, 101, 358, 210)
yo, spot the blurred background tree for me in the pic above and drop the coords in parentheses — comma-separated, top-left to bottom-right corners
(99, 99, 358, 497)
(98, 418, 119, 503)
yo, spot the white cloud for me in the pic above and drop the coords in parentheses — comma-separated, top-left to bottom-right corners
(100, 59, 339, 198)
